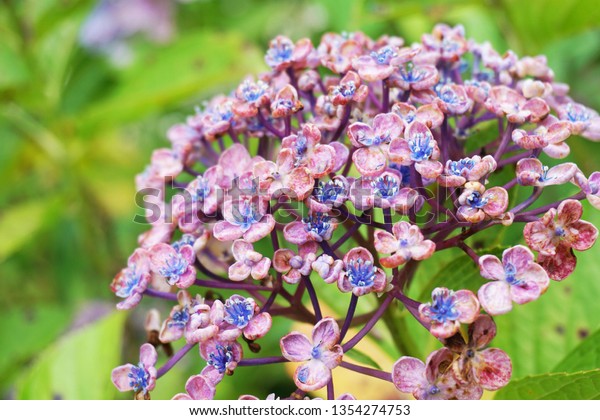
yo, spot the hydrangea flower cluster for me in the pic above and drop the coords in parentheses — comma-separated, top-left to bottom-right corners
(112, 24, 600, 400)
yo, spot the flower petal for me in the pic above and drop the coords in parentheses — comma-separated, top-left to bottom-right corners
(111, 364, 135, 392)
(280, 332, 312, 362)
(294, 359, 331, 392)
(352, 147, 387, 176)
(312, 317, 340, 349)
(185, 375, 216, 400)
(478, 254, 505, 281)
(478, 281, 512, 315)
(472, 348, 512, 391)
(392, 356, 426, 393)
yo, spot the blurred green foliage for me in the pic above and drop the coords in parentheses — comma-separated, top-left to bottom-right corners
(1, 0, 599, 399)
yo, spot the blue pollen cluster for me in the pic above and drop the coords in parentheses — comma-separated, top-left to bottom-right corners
(128, 363, 150, 393)
(224, 298, 254, 328)
(372, 174, 400, 199)
(159, 253, 188, 285)
(346, 258, 377, 288)
(303, 212, 331, 237)
(208, 345, 234, 374)
(408, 132, 434, 161)
(449, 158, 476, 176)
(429, 290, 460, 323)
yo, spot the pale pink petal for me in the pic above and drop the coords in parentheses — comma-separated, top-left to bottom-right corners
(343, 247, 375, 265)
(392, 357, 426, 393)
(111, 364, 135, 392)
(185, 375, 216, 400)
(312, 317, 340, 349)
(283, 221, 310, 245)
(228, 261, 251, 281)
(232, 239, 253, 261)
(251, 257, 271, 280)
(213, 221, 244, 242)
(320, 345, 344, 369)
(140, 343, 157, 368)
(415, 160, 443, 179)
(294, 359, 331, 392)
(478, 281, 512, 315)
(502, 245, 534, 273)
(244, 312, 272, 340)
(352, 147, 387, 176)
(557, 199, 583, 226)
(482, 187, 508, 217)
(280, 332, 312, 362)
(243, 215, 275, 243)
(410, 240, 436, 260)
(454, 290, 480, 323)
(273, 249, 294, 272)
(347, 122, 374, 148)
(478, 255, 505, 281)
(374, 230, 399, 254)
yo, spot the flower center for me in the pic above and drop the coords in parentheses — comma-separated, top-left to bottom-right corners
(428, 385, 440, 395)
(504, 262, 523, 286)
(208, 344, 234, 374)
(400, 62, 425, 83)
(347, 258, 376, 288)
(466, 191, 488, 208)
(266, 39, 293, 65)
(333, 81, 356, 98)
(436, 85, 458, 104)
(310, 345, 322, 359)
(128, 363, 150, 393)
(303, 213, 331, 239)
(241, 80, 268, 103)
(116, 264, 141, 298)
(159, 253, 188, 285)
(370, 46, 397, 64)
(555, 226, 566, 237)
(449, 158, 475, 176)
(192, 177, 211, 202)
(314, 180, 346, 204)
(429, 289, 459, 323)
(232, 201, 261, 231)
(224, 297, 254, 328)
(371, 174, 399, 199)
(408, 132, 434, 161)
(169, 308, 190, 327)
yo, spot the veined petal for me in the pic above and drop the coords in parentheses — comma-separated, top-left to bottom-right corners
(312, 317, 341, 349)
(280, 332, 312, 362)
(294, 359, 331, 392)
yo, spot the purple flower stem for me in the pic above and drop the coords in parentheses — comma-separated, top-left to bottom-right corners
(331, 104, 352, 143)
(382, 80, 390, 112)
(510, 187, 543, 214)
(516, 191, 586, 218)
(284, 116, 292, 137)
(228, 127, 240, 144)
(501, 178, 519, 191)
(260, 288, 279, 314)
(302, 275, 322, 320)
(332, 221, 362, 250)
(341, 146, 356, 177)
(339, 361, 392, 382)
(157, 343, 195, 378)
(457, 242, 480, 264)
(319, 239, 339, 259)
(194, 278, 271, 291)
(497, 150, 533, 168)
(342, 294, 393, 352)
(493, 122, 515, 162)
(390, 289, 430, 331)
(339, 294, 358, 343)
(238, 356, 288, 367)
(327, 378, 335, 400)
(195, 261, 230, 282)
(257, 110, 285, 139)
(368, 86, 383, 112)
(144, 288, 178, 301)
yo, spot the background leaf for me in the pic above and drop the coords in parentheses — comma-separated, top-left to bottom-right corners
(495, 370, 600, 400)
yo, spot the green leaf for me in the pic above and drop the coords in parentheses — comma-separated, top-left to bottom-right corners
(0, 305, 72, 391)
(0, 198, 58, 263)
(0, 41, 30, 89)
(495, 370, 600, 399)
(346, 348, 382, 370)
(15, 311, 126, 399)
(553, 329, 600, 373)
(78, 30, 264, 132)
